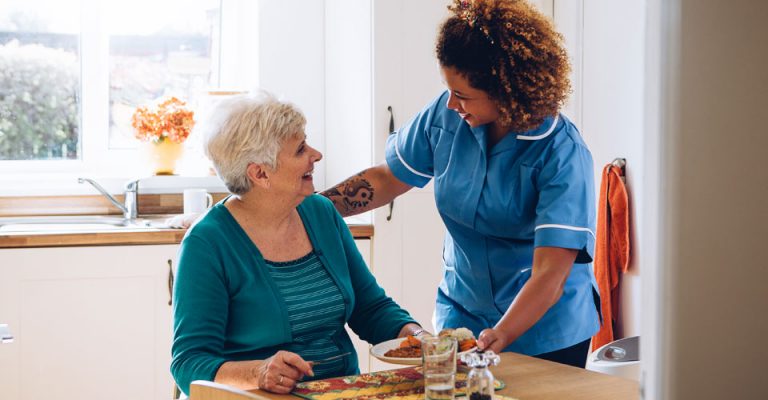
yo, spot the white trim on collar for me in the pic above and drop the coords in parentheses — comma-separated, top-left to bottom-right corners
(516, 115, 559, 141)
(395, 137, 433, 178)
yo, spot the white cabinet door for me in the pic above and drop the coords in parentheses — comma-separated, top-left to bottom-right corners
(369, 0, 449, 373)
(0, 245, 178, 400)
(347, 239, 372, 373)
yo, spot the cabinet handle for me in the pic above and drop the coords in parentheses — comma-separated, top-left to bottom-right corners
(167, 259, 174, 306)
(386, 106, 396, 221)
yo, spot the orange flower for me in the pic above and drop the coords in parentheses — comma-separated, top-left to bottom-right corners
(131, 97, 194, 144)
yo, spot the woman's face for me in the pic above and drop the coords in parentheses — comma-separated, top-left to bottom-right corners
(440, 66, 500, 128)
(269, 133, 323, 198)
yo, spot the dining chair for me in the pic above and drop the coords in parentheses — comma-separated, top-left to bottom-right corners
(188, 380, 269, 400)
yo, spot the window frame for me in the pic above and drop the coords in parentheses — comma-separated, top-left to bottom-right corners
(0, 0, 257, 194)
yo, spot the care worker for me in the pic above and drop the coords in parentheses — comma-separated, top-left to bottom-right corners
(321, 0, 600, 367)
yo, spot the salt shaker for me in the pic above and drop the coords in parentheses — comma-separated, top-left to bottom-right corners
(460, 350, 500, 400)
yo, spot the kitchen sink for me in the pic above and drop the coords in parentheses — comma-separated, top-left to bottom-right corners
(0, 215, 172, 233)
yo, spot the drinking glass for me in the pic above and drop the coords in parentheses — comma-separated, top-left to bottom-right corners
(422, 336, 457, 400)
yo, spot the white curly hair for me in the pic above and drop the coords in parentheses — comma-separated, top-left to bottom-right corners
(199, 91, 306, 195)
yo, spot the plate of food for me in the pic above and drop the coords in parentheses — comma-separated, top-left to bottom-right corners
(370, 327, 478, 365)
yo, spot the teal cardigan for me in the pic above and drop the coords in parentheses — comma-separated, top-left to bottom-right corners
(171, 194, 415, 394)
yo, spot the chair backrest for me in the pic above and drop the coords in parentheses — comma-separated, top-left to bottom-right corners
(188, 381, 268, 400)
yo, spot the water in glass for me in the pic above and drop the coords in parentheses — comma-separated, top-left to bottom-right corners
(422, 336, 458, 400)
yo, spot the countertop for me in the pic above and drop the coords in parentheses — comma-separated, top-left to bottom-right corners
(0, 215, 373, 249)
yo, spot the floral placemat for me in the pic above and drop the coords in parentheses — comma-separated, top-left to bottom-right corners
(292, 367, 505, 400)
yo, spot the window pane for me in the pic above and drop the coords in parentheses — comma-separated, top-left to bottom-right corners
(0, 0, 81, 161)
(107, 0, 220, 148)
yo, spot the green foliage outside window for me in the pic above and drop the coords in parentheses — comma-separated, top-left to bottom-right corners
(0, 41, 79, 160)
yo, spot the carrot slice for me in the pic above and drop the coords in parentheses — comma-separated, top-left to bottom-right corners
(406, 335, 422, 347)
(459, 338, 477, 351)
(399, 335, 422, 348)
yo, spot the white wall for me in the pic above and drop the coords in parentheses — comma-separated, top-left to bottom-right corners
(257, 0, 327, 187)
(579, 0, 646, 339)
(553, 0, 584, 128)
(325, 0, 373, 187)
(641, 0, 663, 396)
(651, 1, 768, 398)
(257, 0, 374, 191)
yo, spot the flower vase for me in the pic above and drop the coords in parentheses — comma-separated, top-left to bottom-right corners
(143, 139, 184, 175)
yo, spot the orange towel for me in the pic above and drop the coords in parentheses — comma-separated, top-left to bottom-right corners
(591, 163, 630, 352)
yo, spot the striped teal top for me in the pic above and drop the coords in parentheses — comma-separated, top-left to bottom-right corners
(265, 251, 346, 379)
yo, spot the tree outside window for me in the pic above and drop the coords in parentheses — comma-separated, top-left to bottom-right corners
(0, 4, 80, 161)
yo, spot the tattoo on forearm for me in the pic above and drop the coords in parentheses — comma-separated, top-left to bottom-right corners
(321, 173, 375, 214)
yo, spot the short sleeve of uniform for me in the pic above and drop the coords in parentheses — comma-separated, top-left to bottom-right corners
(534, 141, 597, 264)
(384, 100, 440, 188)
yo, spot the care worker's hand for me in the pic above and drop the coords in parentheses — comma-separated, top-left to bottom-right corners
(256, 351, 314, 394)
(477, 328, 510, 354)
(164, 213, 202, 229)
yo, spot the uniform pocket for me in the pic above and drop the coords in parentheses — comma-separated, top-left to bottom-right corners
(493, 266, 532, 315)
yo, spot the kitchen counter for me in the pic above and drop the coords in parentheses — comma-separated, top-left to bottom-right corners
(0, 216, 374, 248)
(0, 193, 374, 248)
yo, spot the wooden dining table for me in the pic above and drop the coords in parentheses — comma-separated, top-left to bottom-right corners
(245, 352, 639, 400)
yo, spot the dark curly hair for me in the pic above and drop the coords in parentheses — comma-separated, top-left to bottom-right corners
(436, 0, 571, 132)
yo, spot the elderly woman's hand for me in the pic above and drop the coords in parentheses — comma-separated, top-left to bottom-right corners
(256, 351, 314, 394)
(397, 323, 430, 338)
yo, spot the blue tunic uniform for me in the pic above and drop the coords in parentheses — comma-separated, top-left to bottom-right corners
(385, 91, 600, 356)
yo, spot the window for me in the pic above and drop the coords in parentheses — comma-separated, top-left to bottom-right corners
(0, 0, 368, 197)
(0, 0, 226, 177)
(0, 0, 81, 161)
(106, 1, 220, 149)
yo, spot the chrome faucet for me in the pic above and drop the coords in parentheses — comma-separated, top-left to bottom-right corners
(78, 178, 140, 222)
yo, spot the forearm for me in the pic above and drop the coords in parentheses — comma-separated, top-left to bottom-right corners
(494, 271, 567, 345)
(321, 163, 412, 217)
(494, 247, 577, 347)
(214, 360, 263, 390)
(214, 352, 313, 394)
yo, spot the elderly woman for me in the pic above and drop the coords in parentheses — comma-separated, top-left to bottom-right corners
(171, 92, 422, 395)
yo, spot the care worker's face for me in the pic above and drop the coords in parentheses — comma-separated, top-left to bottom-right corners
(269, 133, 323, 199)
(440, 66, 500, 128)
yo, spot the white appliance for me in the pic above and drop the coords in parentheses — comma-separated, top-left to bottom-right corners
(586, 336, 640, 381)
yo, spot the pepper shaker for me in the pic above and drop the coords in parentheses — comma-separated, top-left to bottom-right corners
(460, 350, 500, 400)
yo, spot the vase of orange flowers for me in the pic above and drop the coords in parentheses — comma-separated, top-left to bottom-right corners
(131, 97, 195, 175)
